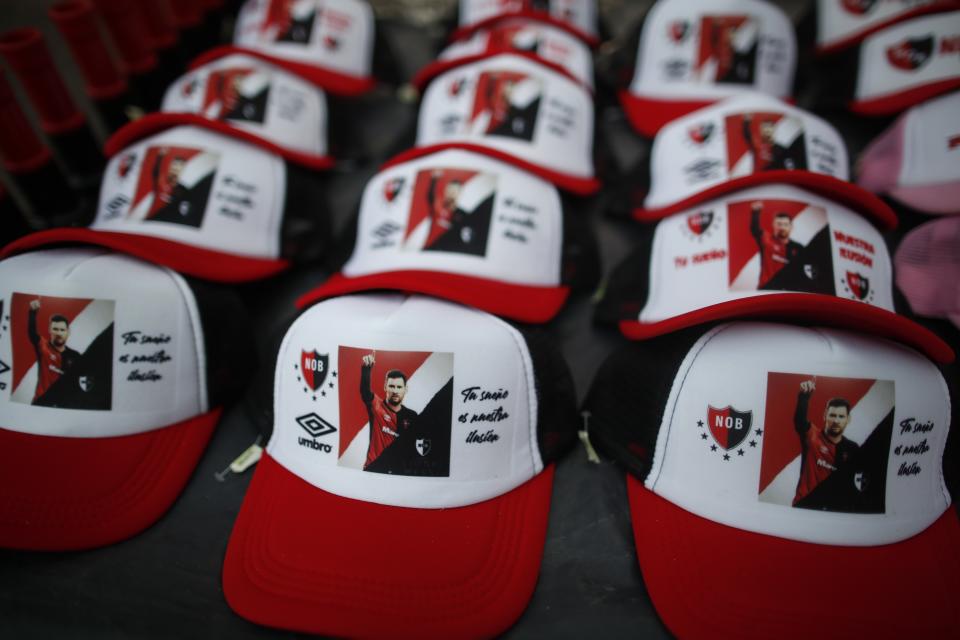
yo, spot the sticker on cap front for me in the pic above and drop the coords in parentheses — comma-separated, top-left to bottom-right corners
(649, 323, 951, 545)
(234, 0, 374, 78)
(629, 0, 795, 101)
(640, 184, 892, 323)
(343, 149, 562, 286)
(269, 295, 541, 508)
(855, 11, 960, 110)
(163, 54, 328, 159)
(645, 94, 848, 210)
(417, 54, 594, 185)
(95, 126, 285, 258)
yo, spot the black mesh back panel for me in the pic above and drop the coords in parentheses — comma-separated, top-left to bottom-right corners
(184, 277, 255, 409)
(593, 226, 654, 326)
(560, 197, 602, 293)
(583, 327, 706, 481)
(280, 162, 333, 264)
(517, 326, 579, 464)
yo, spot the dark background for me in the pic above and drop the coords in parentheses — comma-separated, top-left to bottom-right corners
(1, 1, 956, 638)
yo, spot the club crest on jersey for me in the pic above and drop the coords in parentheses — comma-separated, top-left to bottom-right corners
(78, 375, 93, 392)
(668, 20, 690, 43)
(687, 122, 714, 145)
(181, 78, 200, 97)
(416, 438, 431, 456)
(297, 350, 337, 399)
(324, 35, 340, 50)
(707, 405, 753, 451)
(383, 177, 405, 202)
(844, 271, 871, 301)
(886, 35, 934, 70)
(686, 210, 715, 237)
(840, 0, 877, 16)
(804, 264, 818, 280)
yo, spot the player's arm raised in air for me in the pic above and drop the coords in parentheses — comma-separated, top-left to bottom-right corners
(27, 298, 41, 348)
(795, 379, 815, 435)
(360, 352, 375, 405)
(750, 201, 764, 246)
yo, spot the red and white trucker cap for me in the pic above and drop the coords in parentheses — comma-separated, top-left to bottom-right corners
(585, 321, 960, 638)
(105, 53, 333, 171)
(414, 17, 594, 91)
(1, 125, 329, 283)
(813, 0, 960, 56)
(857, 90, 960, 214)
(223, 293, 578, 637)
(0, 248, 250, 550)
(192, 0, 375, 96)
(412, 53, 598, 195)
(595, 183, 953, 362)
(895, 216, 960, 325)
(620, 0, 796, 138)
(634, 93, 899, 229)
(454, 0, 599, 46)
(849, 9, 960, 115)
(297, 148, 598, 322)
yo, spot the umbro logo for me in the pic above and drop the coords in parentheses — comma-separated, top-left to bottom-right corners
(296, 412, 337, 438)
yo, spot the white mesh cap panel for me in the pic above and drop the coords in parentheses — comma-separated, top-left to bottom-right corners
(816, 0, 942, 52)
(646, 322, 951, 546)
(459, 0, 597, 39)
(93, 126, 286, 259)
(0, 249, 205, 438)
(269, 295, 542, 509)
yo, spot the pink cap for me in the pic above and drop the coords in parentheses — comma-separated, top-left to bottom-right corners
(895, 216, 960, 320)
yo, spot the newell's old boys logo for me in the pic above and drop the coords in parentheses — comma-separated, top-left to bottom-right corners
(416, 438, 431, 456)
(845, 271, 870, 300)
(841, 0, 877, 15)
(301, 350, 329, 391)
(886, 35, 934, 70)
(669, 20, 690, 43)
(687, 122, 715, 145)
(384, 177, 405, 202)
(707, 405, 753, 450)
(686, 210, 714, 235)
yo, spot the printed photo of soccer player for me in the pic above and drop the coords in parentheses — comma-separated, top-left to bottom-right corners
(337, 346, 454, 476)
(695, 15, 759, 85)
(468, 71, 543, 142)
(203, 68, 270, 124)
(264, 0, 317, 44)
(727, 199, 835, 294)
(758, 373, 893, 513)
(129, 146, 220, 228)
(9, 293, 114, 411)
(402, 168, 497, 256)
(726, 112, 808, 176)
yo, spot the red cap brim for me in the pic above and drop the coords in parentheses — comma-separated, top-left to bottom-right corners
(633, 172, 899, 231)
(104, 113, 335, 171)
(0, 408, 221, 551)
(383, 144, 600, 196)
(449, 11, 600, 48)
(297, 270, 571, 323)
(0, 229, 290, 283)
(849, 77, 960, 117)
(413, 50, 592, 94)
(626, 476, 960, 638)
(618, 90, 715, 139)
(618, 293, 955, 363)
(223, 453, 555, 638)
(189, 46, 377, 96)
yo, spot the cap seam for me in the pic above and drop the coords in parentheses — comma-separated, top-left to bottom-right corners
(165, 269, 208, 413)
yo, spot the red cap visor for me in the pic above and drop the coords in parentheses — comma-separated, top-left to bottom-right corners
(618, 90, 716, 139)
(383, 144, 600, 196)
(633, 172, 899, 231)
(0, 408, 221, 551)
(223, 453, 554, 638)
(190, 46, 376, 97)
(105, 113, 335, 171)
(626, 476, 960, 638)
(297, 270, 571, 323)
(618, 293, 955, 364)
(0, 229, 291, 283)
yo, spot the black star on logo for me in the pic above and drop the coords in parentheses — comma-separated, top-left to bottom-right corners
(312, 395, 317, 401)
(303, 387, 308, 393)
(749, 440, 757, 447)
(710, 444, 718, 451)
(737, 449, 744, 456)
(700, 433, 708, 440)
(723, 453, 730, 461)
(321, 390, 326, 397)
(755, 429, 763, 436)
(294, 364, 298, 369)
(297, 376, 301, 382)
(332, 371, 337, 377)
(697, 420, 704, 427)
(328, 382, 334, 388)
